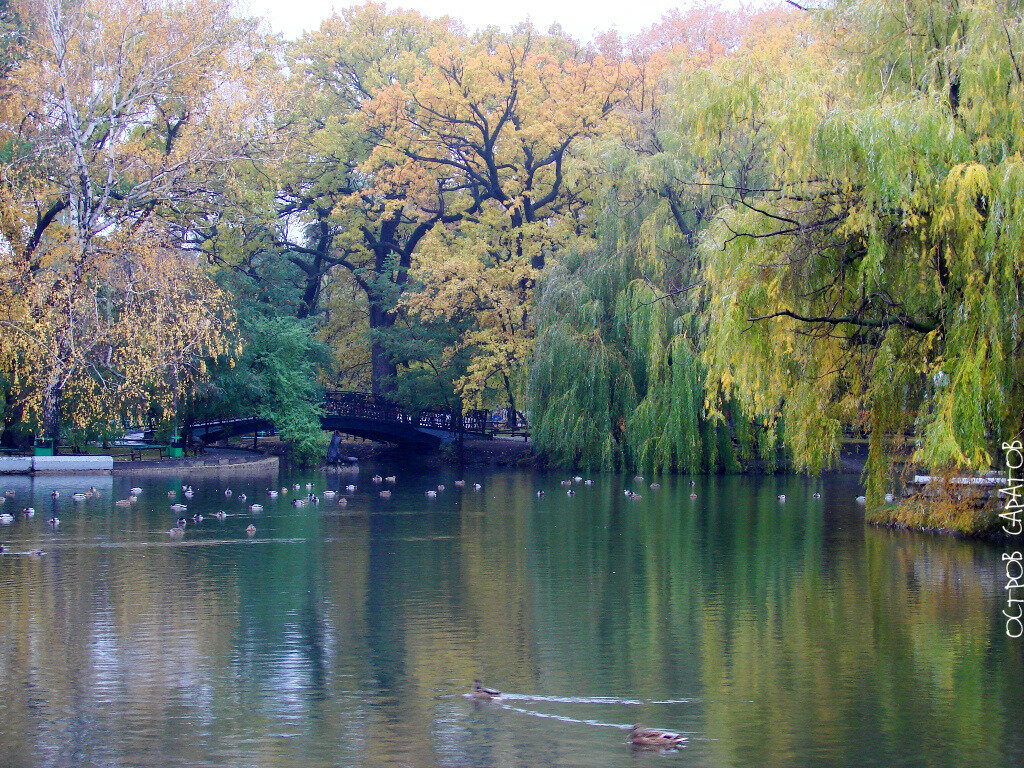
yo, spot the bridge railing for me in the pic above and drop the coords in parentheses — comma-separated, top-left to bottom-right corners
(323, 391, 527, 437)
(188, 392, 529, 443)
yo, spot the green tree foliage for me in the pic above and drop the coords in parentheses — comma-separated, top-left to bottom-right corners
(529, 236, 778, 473)
(694, 0, 1024, 501)
(528, 6, 792, 474)
(205, 314, 329, 467)
(4, 0, 1020, 488)
(198, 262, 330, 467)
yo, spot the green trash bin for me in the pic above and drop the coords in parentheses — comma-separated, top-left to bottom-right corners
(33, 438, 54, 456)
(168, 437, 183, 458)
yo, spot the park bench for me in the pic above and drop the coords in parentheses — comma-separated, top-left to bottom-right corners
(125, 444, 170, 461)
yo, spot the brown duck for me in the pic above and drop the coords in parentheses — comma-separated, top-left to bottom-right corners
(471, 680, 501, 700)
(628, 725, 687, 748)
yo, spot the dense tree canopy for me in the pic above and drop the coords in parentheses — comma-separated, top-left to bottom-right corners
(696, 0, 1024, 500)
(0, 0, 259, 444)
(0, 0, 1019, 483)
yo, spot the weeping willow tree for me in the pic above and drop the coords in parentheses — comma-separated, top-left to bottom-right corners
(694, 0, 1024, 506)
(528, 6, 804, 474)
(529, 199, 780, 473)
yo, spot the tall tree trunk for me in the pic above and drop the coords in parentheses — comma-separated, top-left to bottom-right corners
(296, 256, 323, 319)
(369, 303, 397, 396)
(41, 380, 61, 447)
(502, 373, 518, 429)
(1, 390, 21, 448)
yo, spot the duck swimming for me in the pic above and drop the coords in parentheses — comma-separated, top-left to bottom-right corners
(130, 487, 142, 495)
(628, 725, 687, 748)
(471, 680, 501, 700)
(246, 524, 256, 537)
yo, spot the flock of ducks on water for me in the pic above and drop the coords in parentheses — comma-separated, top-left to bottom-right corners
(0, 476, 492, 541)
(550, 476, 832, 505)
(163, 476, 490, 536)
(470, 680, 688, 750)
(2, 475, 874, 557)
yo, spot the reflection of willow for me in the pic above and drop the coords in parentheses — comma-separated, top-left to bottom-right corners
(524, 478, 1018, 767)
(523, 478, 820, 696)
(701, 521, 1010, 768)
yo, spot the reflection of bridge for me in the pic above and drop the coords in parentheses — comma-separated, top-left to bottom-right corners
(190, 391, 528, 449)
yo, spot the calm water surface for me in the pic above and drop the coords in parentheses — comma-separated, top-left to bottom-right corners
(0, 463, 1021, 768)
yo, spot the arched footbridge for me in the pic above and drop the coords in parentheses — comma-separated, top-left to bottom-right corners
(189, 391, 528, 449)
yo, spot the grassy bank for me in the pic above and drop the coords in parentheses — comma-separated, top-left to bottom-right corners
(866, 495, 1005, 540)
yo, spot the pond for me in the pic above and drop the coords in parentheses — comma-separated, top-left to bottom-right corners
(0, 463, 1021, 768)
